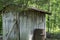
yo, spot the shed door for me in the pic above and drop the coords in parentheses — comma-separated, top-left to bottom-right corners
(32, 29, 45, 40)
(2, 12, 19, 40)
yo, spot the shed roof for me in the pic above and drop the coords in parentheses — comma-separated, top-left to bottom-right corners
(27, 7, 51, 15)
(0, 4, 51, 15)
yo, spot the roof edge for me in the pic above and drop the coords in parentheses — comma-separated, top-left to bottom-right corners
(27, 7, 51, 15)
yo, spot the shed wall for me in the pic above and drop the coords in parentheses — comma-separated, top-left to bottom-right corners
(19, 12, 46, 40)
(2, 11, 46, 40)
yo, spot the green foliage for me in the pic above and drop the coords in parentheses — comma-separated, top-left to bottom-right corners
(46, 0, 60, 35)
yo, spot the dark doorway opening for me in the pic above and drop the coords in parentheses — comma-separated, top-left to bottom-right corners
(32, 29, 45, 40)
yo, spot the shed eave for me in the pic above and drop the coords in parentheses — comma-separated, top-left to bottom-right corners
(27, 7, 51, 15)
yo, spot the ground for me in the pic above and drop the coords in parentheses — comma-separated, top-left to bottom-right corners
(46, 38, 60, 40)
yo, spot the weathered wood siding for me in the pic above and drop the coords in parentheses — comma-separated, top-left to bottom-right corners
(2, 10, 46, 40)
(19, 12, 46, 40)
(2, 11, 19, 40)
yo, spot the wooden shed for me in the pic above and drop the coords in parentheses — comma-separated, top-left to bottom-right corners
(0, 4, 51, 40)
